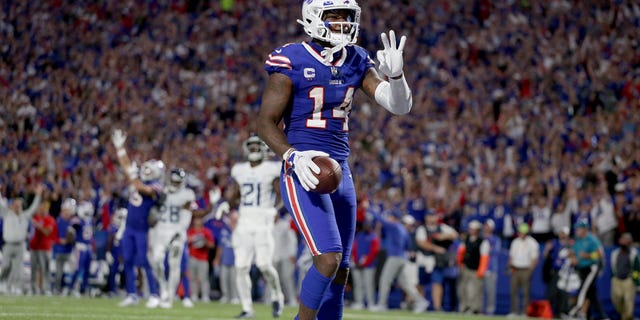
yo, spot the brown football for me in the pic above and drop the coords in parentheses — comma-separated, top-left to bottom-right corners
(312, 156, 343, 194)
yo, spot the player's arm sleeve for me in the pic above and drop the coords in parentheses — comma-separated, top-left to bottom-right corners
(264, 48, 294, 78)
(374, 74, 412, 115)
(360, 50, 412, 116)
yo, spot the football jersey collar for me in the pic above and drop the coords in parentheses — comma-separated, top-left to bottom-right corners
(302, 41, 347, 67)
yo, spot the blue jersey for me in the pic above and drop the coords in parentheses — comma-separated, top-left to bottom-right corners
(125, 182, 163, 232)
(265, 41, 375, 161)
(71, 217, 93, 246)
(219, 225, 235, 267)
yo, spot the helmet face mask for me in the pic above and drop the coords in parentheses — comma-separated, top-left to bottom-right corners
(243, 136, 267, 162)
(140, 159, 165, 182)
(76, 201, 94, 219)
(168, 168, 186, 193)
(298, 0, 361, 48)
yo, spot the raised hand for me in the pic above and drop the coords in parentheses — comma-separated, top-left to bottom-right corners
(111, 129, 127, 150)
(376, 30, 407, 79)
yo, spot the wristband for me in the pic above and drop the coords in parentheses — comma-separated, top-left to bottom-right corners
(116, 148, 126, 157)
(282, 147, 296, 162)
(390, 73, 404, 80)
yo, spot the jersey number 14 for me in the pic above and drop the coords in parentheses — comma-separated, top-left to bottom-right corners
(306, 87, 355, 131)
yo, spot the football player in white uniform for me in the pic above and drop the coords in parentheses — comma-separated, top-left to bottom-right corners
(230, 136, 285, 318)
(149, 167, 197, 309)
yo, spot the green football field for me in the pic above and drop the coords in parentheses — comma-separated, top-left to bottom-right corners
(0, 296, 513, 320)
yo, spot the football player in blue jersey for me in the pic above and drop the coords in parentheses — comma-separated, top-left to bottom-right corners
(111, 129, 164, 308)
(68, 201, 95, 297)
(257, 1, 412, 319)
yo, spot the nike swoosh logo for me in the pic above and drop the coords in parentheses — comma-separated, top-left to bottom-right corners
(275, 49, 282, 53)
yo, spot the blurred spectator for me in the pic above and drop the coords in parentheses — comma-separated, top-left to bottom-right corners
(212, 213, 238, 304)
(507, 223, 539, 318)
(482, 219, 501, 315)
(590, 183, 617, 247)
(567, 220, 607, 320)
(187, 216, 214, 302)
(0, 184, 43, 295)
(609, 233, 637, 320)
(29, 201, 56, 295)
(415, 212, 458, 311)
(489, 191, 515, 249)
(350, 218, 380, 311)
(530, 193, 553, 244)
(544, 227, 572, 317)
(271, 212, 297, 307)
(370, 208, 429, 313)
(456, 220, 489, 314)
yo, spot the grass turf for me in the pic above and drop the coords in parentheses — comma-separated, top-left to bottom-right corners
(0, 296, 512, 319)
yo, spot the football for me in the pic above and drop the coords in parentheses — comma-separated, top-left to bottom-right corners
(312, 156, 343, 194)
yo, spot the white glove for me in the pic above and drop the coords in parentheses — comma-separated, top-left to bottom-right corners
(106, 252, 114, 265)
(214, 201, 230, 220)
(284, 149, 329, 191)
(126, 161, 138, 181)
(111, 129, 127, 150)
(376, 30, 407, 79)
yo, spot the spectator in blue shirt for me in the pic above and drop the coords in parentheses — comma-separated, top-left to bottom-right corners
(370, 210, 429, 313)
(482, 219, 501, 315)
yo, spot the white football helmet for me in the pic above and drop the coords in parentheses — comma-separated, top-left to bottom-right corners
(77, 201, 94, 219)
(61, 198, 77, 215)
(140, 159, 165, 182)
(243, 136, 268, 162)
(297, 0, 361, 48)
(167, 167, 186, 193)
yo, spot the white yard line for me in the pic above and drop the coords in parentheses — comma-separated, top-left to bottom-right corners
(0, 312, 237, 320)
(343, 312, 444, 320)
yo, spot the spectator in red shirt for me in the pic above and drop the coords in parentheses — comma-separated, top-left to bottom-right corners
(29, 201, 56, 295)
(350, 219, 381, 311)
(187, 216, 214, 302)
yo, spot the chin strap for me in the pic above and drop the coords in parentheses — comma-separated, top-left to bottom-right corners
(320, 43, 347, 63)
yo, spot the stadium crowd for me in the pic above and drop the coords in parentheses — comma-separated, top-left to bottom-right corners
(1, 0, 640, 319)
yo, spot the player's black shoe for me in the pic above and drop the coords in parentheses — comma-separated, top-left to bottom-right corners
(235, 311, 255, 319)
(272, 300, 283, 318)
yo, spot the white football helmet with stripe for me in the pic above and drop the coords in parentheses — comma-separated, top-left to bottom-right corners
(77, 201, 94, 219)
(297, 0, 361, 48)
(140, 159, 165, 182)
